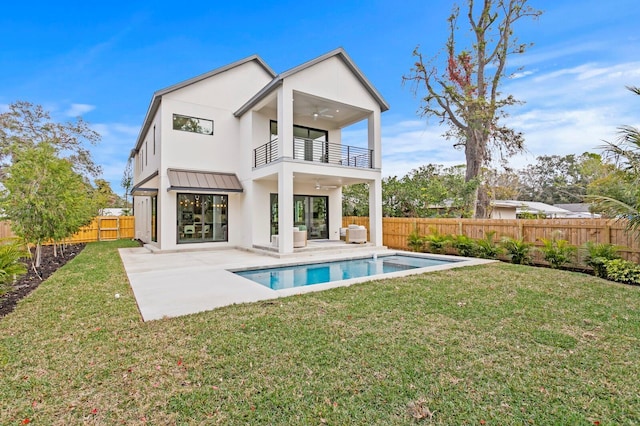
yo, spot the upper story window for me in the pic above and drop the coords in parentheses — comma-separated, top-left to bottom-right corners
(270, 121, 327, 141)
(173, 114, 214, 135)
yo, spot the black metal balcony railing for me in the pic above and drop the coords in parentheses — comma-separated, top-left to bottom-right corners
(253, 137, 374, 169)
(254, 138, 278, 168)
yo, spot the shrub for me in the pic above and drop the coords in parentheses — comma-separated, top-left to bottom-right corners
(539, 237, 577, 269)
(601, 258, 640, 285)
(407, 230, 424, 252)
(0, 238, 28, 295)
(451, 234, 478, 257)
(423, 228, 450, 254)
(501, 237, 533, 265)
(582, 242, 621, 278)
(475, 231, 501, 259)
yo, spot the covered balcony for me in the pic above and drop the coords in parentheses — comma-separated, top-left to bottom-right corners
(253, 137, 373, 169)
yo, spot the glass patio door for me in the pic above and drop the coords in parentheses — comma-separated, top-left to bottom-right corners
(272, 194, 328, 240)
(177, 193, 228, 244)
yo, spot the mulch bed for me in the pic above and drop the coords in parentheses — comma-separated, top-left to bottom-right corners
(0, 243, 86, 318)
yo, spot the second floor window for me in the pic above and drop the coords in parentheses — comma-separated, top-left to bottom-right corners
(173, 114, 214, 135)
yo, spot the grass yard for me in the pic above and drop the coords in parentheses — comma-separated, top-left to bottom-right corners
(1, 240, 639, 425)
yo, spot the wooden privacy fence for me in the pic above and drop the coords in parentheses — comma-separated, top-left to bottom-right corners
(343, 216, 640, 263)
(0, 216, 135, 244)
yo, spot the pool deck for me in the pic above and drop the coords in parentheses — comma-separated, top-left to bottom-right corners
(119, 243, 494, 321)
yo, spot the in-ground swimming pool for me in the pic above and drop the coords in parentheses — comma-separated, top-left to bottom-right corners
(234, 254, 460, 290)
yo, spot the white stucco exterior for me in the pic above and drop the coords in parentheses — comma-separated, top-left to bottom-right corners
(130, 48, 388, 253)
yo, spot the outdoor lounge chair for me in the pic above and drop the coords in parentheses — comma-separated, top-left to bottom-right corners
(293, 226, 307, 248)
(345, 224, 367, 244)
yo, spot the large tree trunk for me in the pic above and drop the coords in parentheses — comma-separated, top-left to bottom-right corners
(465, 128, 489, 217)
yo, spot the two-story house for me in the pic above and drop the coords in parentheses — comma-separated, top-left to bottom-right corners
(130, 48, 388, 253)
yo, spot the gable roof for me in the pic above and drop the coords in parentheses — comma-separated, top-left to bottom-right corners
(131, 55, 276, 156)
(233, 47, 390, 117)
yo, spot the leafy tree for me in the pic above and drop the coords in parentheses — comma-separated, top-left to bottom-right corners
(342, 183, 369, 216)
(403, 0, 541, 217)
(518, 153, 615, 204)
(587, 86, 640, 232)
(94, 178, 124, 210)
(381, 175, 418, 217)
(0, 143, 97, 269)
(482, 167, 522, 201)
(0, 101, 101, 178)
(380, 165, 477, 218)
(121, 158, 133, 213)
(587, 169, 636, 210)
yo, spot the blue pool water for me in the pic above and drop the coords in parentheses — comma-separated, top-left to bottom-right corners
(234, 255, 458, 290)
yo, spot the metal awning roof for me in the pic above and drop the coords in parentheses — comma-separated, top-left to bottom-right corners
(167, 169, 243, 193)
(131, 187, 158, 196)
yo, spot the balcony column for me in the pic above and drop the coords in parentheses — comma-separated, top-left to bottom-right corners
(367, 110, 381, 168)
(369, 176, 383, 247)
(277, 85, 294, 159)
(277, 163, 294, 254)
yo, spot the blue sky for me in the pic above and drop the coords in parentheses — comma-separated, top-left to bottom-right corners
(1, 0, 639, 195)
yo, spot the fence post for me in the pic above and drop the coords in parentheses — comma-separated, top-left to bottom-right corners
(458, 220, 463, 236)
(604, 225, 611, 244)
(518, 222, 524, 240)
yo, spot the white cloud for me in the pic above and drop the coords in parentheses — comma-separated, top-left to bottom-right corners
(379, 60, 640, 177)
(88, 121, 140, 195)
(65, 103, 96, 117)
(510, 70, 536, 79)
(377, 120, 466, 178)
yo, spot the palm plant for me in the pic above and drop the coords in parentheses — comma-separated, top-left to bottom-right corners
(451, 234, 478, 257)
(407, 229, 425, 252)
(423, 227, 450, 254)
(475, 230, 501, 259)
(582, 242, 621, 278)
(588, 86, 640, 235)
(500, 237, 533, 265)
(0, 238, 28, 294)
(539, 236, 577, 269)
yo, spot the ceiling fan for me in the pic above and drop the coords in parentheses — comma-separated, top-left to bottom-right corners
(312, 107, 334, 121)
(315, 180, 338, 190)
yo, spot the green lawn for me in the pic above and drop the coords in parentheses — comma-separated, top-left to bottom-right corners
(1, 240, 639, 424)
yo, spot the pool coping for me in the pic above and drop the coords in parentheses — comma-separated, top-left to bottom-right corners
(259, 252, 495, 297)
(119, 247, 495, 321)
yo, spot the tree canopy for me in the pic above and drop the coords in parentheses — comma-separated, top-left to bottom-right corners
(0, 101, 101, 178)
(0, 143, 97, 268)
(403, 0, 541, 217)
(586, 86, 640, 232)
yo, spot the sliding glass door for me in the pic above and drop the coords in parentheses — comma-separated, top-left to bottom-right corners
(272, 194, 328, 240)
(177, 193, 228, 244)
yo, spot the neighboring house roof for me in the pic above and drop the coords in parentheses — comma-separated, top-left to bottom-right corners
(131, 55, 276, 157)
(492, 200, 572, 216)
(233, 47, 390, 117)
(554, 203, 592, 213)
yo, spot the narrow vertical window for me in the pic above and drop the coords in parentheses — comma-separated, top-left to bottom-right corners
(145, 142, 148, 165)
(153, 125, 156, 155)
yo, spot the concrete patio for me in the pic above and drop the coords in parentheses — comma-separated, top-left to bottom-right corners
(119, 242, 493, 321)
